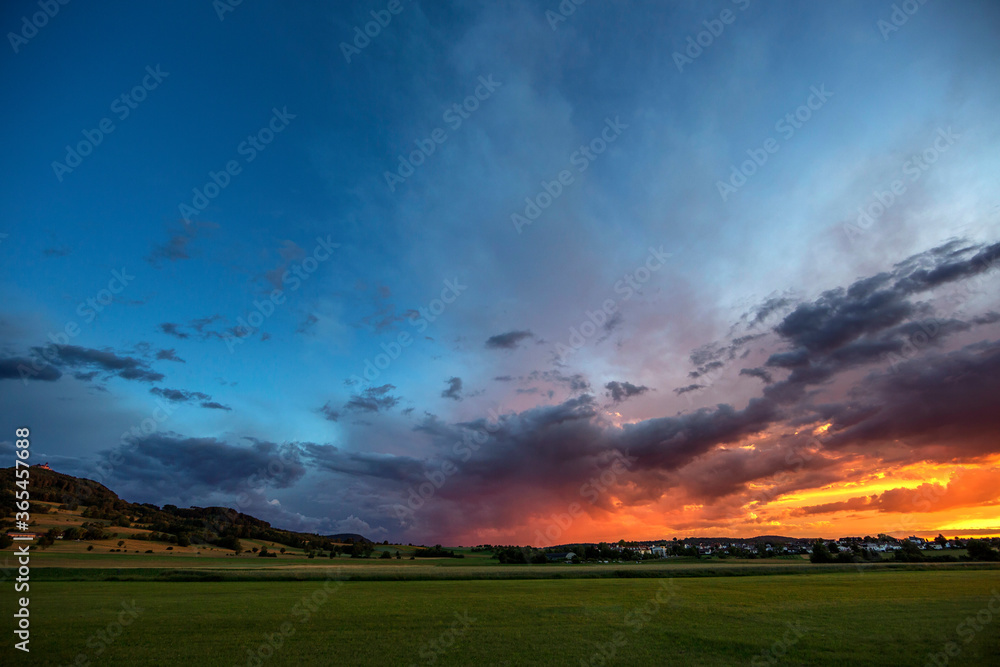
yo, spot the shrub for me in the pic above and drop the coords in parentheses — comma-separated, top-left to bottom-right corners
(809, 541, 835, 564)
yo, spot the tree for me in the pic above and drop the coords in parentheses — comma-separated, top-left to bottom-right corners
(966, 540, 999, 561)
(380, 550, 392, 559)
(118, 540, 126, 548)
(217, 535, 242, 554)
(83, 526, 106, 541)
(810, 540, 835, 563)
(934, 534, 948, 547)
(896, 540, 924, 562)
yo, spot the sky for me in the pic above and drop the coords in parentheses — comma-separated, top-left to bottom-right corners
(2, 0, 1000, 546)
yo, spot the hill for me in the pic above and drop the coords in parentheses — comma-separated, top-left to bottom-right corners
(0, 466, 370, 554)
(327, 532, 370, 543)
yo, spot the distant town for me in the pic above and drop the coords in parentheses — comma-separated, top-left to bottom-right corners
(470, 534, 1000, 564)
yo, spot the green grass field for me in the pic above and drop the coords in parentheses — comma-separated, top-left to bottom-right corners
(2, 568, 998, 666)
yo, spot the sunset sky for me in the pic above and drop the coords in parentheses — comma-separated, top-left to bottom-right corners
(2, 0, 999, 545)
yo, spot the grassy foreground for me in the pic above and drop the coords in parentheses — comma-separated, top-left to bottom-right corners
(2, 569, 998, 666)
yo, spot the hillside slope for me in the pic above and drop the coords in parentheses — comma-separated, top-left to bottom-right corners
(1, 466, 370, 555)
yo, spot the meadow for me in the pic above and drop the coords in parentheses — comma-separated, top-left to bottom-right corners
(5, 490, 999, 664)
(2, 566, 998, 665)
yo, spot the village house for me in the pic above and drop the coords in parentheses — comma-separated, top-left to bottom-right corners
(545, 552, 576, 563)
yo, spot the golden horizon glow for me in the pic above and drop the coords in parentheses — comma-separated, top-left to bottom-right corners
(503, 454, 1000, 544)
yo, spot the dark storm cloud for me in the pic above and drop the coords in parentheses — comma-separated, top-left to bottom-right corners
(318, 385, 402, 422)
(305, 444, 426, 482)
(146, 221, 217, 267)
(296, 313, 318, 334)
(379, 392, 789, 539)
(595, 312, 624, 344)
(159, 323, 189, 339)
(773, 281, 918, 354)
(675, 436, 838, 504)
(150, 386, 231, 410)
(528, 370, 590, 393)
(441, 377, 463, 401)
(972, 311, 1000, 325)
(147, 232, 194, 265)
(732, 333, 767, 348)
(687, 334, 766, 379)
(359, 304, 409, 333)
(263, 240, 306, 289)
(344, 384, 400, 413)
(688, 360, 723, 379)
(773, 240, 1000, 356)
(605, 380, 649, 403)
(160, 316, 238, 342)
(150, 387, 210, 402)
(739, 367, 773, 384)
(0, 356, 62, 382)
(428, 393, 774, 489)
(102, 434, 306, 495)
(675, 240, 997, 403)
(156, 348, 185, 362)
(673, 384, 703, 395)
(756, 239, 1000, 404)
(188, 315, 236, 340)
(892, 239, 1000, 295)
(620, 398, 778, 472)
(417, 395, 608, 490)
(33, 344, 164, 383)
(817, 338, 1000, 459)
(604, 311, 623, 334)
(485, 330, 534, 349)
(190, 315, 222, 333)
(319, 401, 340, 422)
(749, 296, 793, 327)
